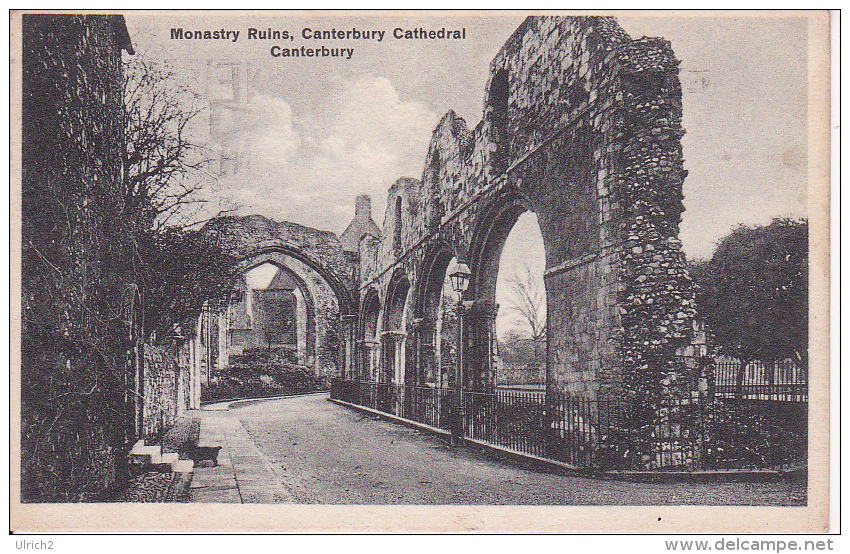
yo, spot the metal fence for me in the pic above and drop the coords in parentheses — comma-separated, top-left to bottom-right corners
(713, 359, 807, 402)
(330, 378, 807, 472)
(331, 379, 451, 430)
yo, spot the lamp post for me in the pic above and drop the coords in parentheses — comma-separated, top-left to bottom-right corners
(449, 261, 471, 446)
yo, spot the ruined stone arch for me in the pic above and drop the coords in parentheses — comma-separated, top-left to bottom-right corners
(237, 256, 317, 367)
(359, 287, 381, 380)
(468, 192, 535, 302)
(235, 249, 348, 377)
(382, 268, 411, 384)
(411, 241, 456, 386)
(238, 244, 355, 317)
(465, 189, 539, 390)
(343, 15, 701, 466)
(203, 215, 357, 317)
(201, 215, 359, 379)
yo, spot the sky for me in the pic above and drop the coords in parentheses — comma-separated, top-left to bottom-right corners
(123, 12, 809, 338)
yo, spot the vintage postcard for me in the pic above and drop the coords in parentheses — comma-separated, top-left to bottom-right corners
(10, 10, 831, 533)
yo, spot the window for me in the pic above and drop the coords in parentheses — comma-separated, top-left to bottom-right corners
(489, 69, 510, 175)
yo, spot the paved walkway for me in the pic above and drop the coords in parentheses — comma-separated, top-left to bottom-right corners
(186, 394, 806, 505)
(186, 409, 294, 503)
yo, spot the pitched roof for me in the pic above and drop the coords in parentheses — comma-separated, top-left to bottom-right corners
(266, 267, 297, 291)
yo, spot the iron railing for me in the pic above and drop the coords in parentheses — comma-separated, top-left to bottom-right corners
(332, 379, 451, 429)
(330, 378, 807, 472)
(713, 359, 807, 402)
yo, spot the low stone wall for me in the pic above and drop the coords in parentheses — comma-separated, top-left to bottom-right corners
(143, 345, 189, 442)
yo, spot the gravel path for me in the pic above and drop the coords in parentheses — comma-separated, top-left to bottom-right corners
(233, 395, 807, 505)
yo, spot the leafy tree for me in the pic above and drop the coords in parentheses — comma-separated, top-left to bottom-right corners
(691, 218, 808, 387)
(498, 330, 544, 367)
(134, 227, 238, 344)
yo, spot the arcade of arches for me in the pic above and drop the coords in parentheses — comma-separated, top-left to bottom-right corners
(191, 16, 700, 423)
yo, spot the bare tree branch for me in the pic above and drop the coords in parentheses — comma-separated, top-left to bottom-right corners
(122, 55, 239, 345)
(506, 262, 546, 342)
(123, 55, 216, 230)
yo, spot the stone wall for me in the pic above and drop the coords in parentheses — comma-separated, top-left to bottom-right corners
(614, 39, 698, 406)
(142, 345, 189, 441)
(354, 16, 699, 460)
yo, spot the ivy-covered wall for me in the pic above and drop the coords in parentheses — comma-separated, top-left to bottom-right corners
(21, 14, 135, 501)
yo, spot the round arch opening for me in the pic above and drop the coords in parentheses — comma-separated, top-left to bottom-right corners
(383, 271, 411, 384)
(467, 195, 548, 391)
(360, 290, 381, 381)
(411, 248, 466, 389)
(239, 262, 311, 365)
(199, 252, 345, 381)
(493, 212, 547, 390)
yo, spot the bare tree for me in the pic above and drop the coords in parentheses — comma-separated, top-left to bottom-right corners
(123, 56, 239, 344)
(505, 262, 547, 366)
(123, 55, 215, 230)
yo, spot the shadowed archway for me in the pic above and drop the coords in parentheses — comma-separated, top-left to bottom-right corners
(411, 242, 456, 387)
(383, 269, 411, 384)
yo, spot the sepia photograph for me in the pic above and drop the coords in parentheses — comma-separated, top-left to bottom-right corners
(10, 10, 831, 533)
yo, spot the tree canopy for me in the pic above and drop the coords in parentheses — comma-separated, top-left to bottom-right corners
(691, 218, 808, 370)
(133, 227, 238, 344)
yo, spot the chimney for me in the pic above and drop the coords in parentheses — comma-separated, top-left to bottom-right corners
(355, 195, 371, 221)
(341, 193, 380, 253)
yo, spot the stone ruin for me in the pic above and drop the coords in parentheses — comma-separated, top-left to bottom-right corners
(203, 16, 701, 468)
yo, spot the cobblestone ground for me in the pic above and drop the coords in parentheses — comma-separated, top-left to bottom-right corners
(233, 395, 807, 505)
(94, 471, 185, 502)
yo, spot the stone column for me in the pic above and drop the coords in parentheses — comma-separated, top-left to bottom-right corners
(187, 340, 194, 410)
(341, 314, 357, 379)
(420, 318, 438, 385)
(294, 287, 307, 366)
(217, 311, 229, 370)
(133, 341, 144, 438)
(177, 360, 185, 416)
(355, 338, 366, 380)
(193, 313, 204, 408)
(467, 299, 499, 391)
(380, 331, 406, 384)
(365, 339, 380, 381)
